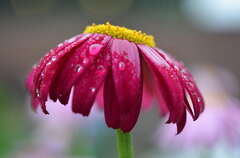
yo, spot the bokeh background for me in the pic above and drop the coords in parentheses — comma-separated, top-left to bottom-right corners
(1, 0, 240, 158)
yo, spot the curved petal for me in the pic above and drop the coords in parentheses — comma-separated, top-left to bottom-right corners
(142, 83, 154, 110)
(176, 109, 187, 134)
(142, 63, 154, 110)
(138, 45, 185, 124)
(178, 64, 204, 119)
(36, 34, 91, 113)
(96, 85, 104, 109)
(72, 41, 111, 116)
(104, 39, 143, 132)
(154, 79, 169, 116)
(26, 68, 39, 111)
(54, 34, 111, 105)
(34, 34, 89, 98)
(154, 48, 204, 120)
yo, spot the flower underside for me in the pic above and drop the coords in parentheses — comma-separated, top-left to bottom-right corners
(26, 23, 204, 134)
(83, 22, 156, 47)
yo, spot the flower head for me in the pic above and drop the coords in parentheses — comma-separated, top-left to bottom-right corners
(26, 22, 204, 133)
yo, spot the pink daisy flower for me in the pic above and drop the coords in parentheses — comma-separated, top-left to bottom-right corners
(26, 23, 204, 133)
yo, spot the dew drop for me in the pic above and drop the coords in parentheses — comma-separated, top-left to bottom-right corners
(174, 65, 179, 70)
(46, 61, 52, 66)
(197, 97, 201, 103)
(51, 56, 57, 61)
(66, 36, 76, 43)
(58, 43, 63, 47)
(89, 44, 103, 55)
(90, 87, 96, 93)
(118, 62, 125, 71)
(75, 64, 83, 72)
(82, 58, 89, 65)
(36, 88, 40, 97)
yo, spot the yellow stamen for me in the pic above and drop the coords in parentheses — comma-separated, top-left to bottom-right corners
(83, 22, 156, 47)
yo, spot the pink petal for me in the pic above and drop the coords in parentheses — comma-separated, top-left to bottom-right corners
(138, 45, 185, 124)
(36, 34, 91, 113)
(179, 65, 204, 119)
(54, 34, 111, 105)
(96, 86, 104, 109)
(26, 67, 40, 111)
(71, 41, 111, 116)
(142, 64, 155, 110)
(155, 48, 204, 120)
(142, 83, 154, 110)
(176, 109, 187, 134)
(104, 71, 120, 129)
(104, 39, 143, 132)
(154, 79, 169, 116)
(34, 34, 89, 98)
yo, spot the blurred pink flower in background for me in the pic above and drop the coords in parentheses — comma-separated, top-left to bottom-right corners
(29, 99, 81, 155)
(156, 65, 240, 149)
(12, 94, 103, 158)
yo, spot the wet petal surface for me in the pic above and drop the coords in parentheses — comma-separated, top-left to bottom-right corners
(104, 39, 143, 132)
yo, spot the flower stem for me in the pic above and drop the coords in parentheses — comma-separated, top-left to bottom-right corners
(116, 129, 134, 158)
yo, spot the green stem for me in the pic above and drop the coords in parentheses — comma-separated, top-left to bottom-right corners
(116, 129, 134, 158)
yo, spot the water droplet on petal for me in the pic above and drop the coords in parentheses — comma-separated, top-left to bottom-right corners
(89, 44, 103, 55)
(75, 64, 83, 72)
(36, 88, 40, 97)
(197, 97, 201, 103)
(66, 36, 76, 43)
(82, 58, 89, 65)
(51, 56, 57, 61)
(118, 62, 125, 71)
(46, 61, 52, 66)
(90, 87, 96, 93)
(174, 65, 179, 70)
(58, 43, 63, 47)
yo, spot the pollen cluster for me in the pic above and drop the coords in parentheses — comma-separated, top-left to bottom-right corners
(83, 22, 156, 47)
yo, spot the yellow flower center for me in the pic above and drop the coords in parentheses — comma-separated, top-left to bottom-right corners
(83, 22, 156, 47)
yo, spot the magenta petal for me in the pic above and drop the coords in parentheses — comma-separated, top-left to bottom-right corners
(71, 43, 111, 116)
(155, 48, 204, 120)
(142, 83, 154, 110)
(178, 65, 204, 119)
(34, 34, 89, 98)
(96, 86, 104, 109)
(26, 67, 40, 110)
(176, 109, 187, 134)
(104, 71, 121, 129)
(36, 34, 91, 112)
(154, 79, 169, 116)
(55, 34, 111, 105)
(31, 97, 39, 111)
(138, 45, 185, 124)
(184, 93, 195, 118)
(104, 39, 143, 132)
